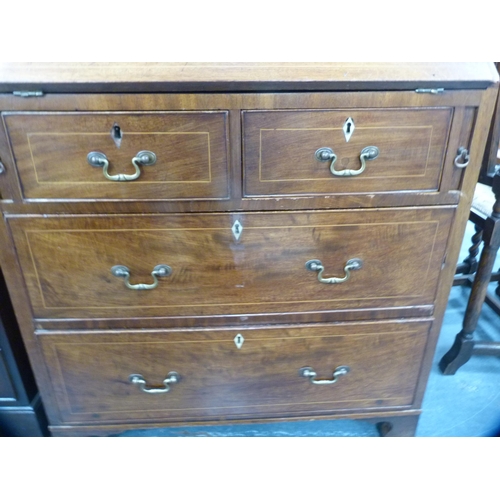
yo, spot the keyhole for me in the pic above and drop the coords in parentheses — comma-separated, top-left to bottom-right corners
(232, 220, 243, 240)
(234, 334, 244, 349)
(111, 124, 123, 147)
(346, 122, 351, 134)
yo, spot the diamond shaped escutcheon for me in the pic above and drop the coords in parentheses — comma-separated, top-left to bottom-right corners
(232, 220, 243, 240)
(343, 117, 355, 142)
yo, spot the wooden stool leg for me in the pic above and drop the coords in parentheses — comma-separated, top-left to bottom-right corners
(440, 241, 500, 374)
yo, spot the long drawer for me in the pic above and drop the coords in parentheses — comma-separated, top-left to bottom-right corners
(243, 108, 455, 197)
(8, 208, 453, 324)
(2, 111, 229, 200)
(38, 320, 430, 424)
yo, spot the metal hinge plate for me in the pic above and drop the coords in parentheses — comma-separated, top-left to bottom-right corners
(415, 88, 444, 94)
(13, 90, 44, 97)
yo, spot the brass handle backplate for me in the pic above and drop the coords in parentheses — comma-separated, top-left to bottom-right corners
(111, 264, 172, 290)
(305, 258, 363, 284)
(315, 146, 379, 177)
(129, 372, 180, 394)
(299, 365, 350, 385)
(87, 150, 156, 181)
(454, 147, 470, 168)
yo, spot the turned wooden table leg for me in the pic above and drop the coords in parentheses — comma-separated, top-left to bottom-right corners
(456, 224, 483, 276)
(440, 244, 500, 374)
(440, 180, 500, 375)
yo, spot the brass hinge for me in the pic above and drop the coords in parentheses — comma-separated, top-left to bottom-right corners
(415, 88, 445, 94)
(13, 90, 44, 97)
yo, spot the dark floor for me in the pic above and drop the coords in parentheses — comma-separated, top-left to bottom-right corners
(121, 222, 500, 437)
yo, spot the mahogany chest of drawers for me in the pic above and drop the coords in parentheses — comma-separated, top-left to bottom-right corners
(0, 63, 497, 436)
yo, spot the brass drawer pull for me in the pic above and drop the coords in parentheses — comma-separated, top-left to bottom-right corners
(129, 372, 180, 394)
(305, 258, 363, 284)
(299, 365, 350, 385)
(315, 146, 379, 177)
(454, 147, 470, 168)
(111, 264, 172, 290)
(87, 150, 156, 181)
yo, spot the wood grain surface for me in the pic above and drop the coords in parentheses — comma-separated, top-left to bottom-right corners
(0, 62, 497, 92)
(243, 108, 453, 196)
(0, 63, 496, 436)
(4, 111, 229, 200)
(8, 208, 453, 322)
(0, 91, 480, 210)
(38, 320, 430, 424)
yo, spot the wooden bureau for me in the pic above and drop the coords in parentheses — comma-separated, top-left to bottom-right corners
(0, 63, 497, 436)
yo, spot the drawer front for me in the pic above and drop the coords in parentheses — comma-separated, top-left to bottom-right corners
(243, 108, 453, 197)
(39, 321, 430, 423)
(9, 208, 453, 322)
(3, 112, 229, 200)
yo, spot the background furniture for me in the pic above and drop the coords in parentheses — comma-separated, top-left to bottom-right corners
(0, 63, 497, 437)
(439, 77, 500, 374)
(0, 268, 48, 436)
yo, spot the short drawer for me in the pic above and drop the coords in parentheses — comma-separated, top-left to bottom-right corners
(39, 321, 430, 424)
(2, 111, 229, 200)
(8, 208, 453, 325)
(243, 108, 453, 197)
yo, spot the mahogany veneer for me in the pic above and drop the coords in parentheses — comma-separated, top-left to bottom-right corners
(0, 63, 497, 437)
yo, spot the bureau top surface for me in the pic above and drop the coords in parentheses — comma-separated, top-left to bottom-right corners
(0, 62, 497, 93)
